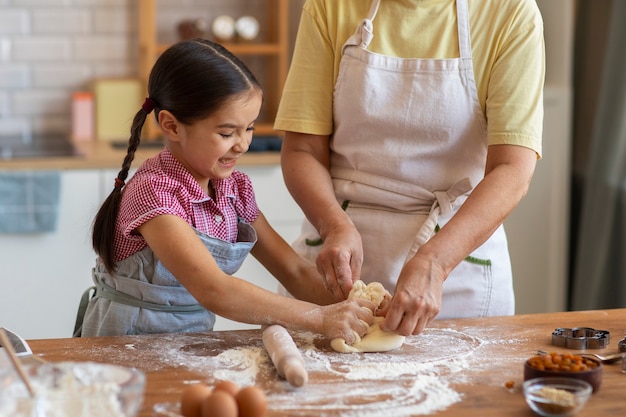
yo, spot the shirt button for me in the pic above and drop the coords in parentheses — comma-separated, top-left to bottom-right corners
(214, 214, 223, 223)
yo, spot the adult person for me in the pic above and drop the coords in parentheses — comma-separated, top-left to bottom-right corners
(78, 39, 374, 339)
(275, 0, 545, 336)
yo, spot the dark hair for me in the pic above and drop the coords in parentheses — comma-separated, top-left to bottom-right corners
(92, 38, 262, 272)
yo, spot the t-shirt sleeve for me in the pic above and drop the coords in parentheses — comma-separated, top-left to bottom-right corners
(231, 171, 260, 223)
(118, 175, 190, 239)
(274, 1, 338, 135)
(484, 1, 545, 157)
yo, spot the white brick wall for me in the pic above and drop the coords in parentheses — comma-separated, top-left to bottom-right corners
(0, 0, 267, 141)
(0, 1, 137, 140)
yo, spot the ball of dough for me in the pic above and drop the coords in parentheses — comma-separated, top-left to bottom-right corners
(331, 280, 405, 353)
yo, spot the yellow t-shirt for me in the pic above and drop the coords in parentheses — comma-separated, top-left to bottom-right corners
(274, 0, 545, 156)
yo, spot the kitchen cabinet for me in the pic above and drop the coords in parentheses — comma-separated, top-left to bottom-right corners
(0, 170, 103, 339)
(138, 0, 290, 139)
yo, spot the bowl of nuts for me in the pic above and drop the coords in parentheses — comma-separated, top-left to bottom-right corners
(523, 377, 592, 417)
(524, 351, 602, 393)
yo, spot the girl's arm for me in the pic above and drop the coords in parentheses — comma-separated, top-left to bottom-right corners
(137, 214, 373, 342)
(249, 212, 334, 305)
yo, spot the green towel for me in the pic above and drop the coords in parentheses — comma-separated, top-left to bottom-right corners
(0, 171, 61, 233)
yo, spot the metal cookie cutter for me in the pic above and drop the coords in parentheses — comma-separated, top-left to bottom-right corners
(552, 327, 610, 349)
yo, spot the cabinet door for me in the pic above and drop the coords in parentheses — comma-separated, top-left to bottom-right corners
(0, 170, 101, 339)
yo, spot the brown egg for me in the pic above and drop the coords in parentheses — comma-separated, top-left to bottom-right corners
(180, 384, 212, 417)
(213, 380, 240, 397)
(202, 390, 238, 417)
(235, 386, 267, 417)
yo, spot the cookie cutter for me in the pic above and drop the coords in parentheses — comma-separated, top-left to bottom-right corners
(552, 327, 610, 349)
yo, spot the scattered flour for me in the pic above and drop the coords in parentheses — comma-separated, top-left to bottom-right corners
(150, 328, 483, 416)
(211, 347, 267, 387)
(32, 327, 530, 417)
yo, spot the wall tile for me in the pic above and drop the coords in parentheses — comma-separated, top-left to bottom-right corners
(12, 0, 72, 6)
(12, 37, 71, 61)
(32, 64, 92, 88)
(32, 9, 92, 34)
(0, 117, 31, 140)
(0, 64, 30, 89)
(73, 35, 130, 61)
(73, 0, 127, 6)
(93, 8, 132, 34)
(0, 38, 10, 61)
(91, 60, 135, 78)
(0, 91, 9, 118)
(0, 9, 30, 34)
(13, 89, 69, 116)
(32, 114, 70, 135)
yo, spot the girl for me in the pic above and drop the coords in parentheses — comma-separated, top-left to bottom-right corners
(80, 39, 374, 340)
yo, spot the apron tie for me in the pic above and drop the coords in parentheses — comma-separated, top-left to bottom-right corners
(407, 178, 473, 262)
(92, 272, 206, 314)
(360, 0, 379, 47)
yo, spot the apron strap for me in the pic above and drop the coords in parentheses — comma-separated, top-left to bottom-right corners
(406, 177, 473, 262)
(92, 272, 207, 314)
(73, 286, 96, 337)
(457, 0, 472, 61)
(341, 0, 381, 53)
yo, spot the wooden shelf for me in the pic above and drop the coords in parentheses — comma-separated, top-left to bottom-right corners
(155, 42, 283, 56)
(138, 0, 289, 140)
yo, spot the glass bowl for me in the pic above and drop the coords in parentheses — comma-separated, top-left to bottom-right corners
(523, 377, 592, 417)
(0, 361, 145, 417)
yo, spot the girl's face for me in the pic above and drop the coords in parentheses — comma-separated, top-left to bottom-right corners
(166, 89, 262, 186)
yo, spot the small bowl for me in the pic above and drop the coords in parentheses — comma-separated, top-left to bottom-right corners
(523, 377, 591, 417)
(524, 354, 602, 393)
(0, 361, 145, 417)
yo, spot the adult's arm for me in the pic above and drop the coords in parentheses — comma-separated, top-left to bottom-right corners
(382, 144, 537, 336)
(281, 132, 363, 300)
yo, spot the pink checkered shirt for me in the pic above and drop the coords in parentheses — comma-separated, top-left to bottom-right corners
(113, 149, 260, 261)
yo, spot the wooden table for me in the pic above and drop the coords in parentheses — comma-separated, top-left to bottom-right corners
(26, 309, 626, 416)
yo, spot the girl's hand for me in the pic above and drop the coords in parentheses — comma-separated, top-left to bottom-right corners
(319, 298, 375, 343)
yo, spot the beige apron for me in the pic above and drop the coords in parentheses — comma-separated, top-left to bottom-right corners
(292, 0, 514, 318)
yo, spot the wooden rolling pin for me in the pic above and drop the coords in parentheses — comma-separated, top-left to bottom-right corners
(262, 325, 308, 387)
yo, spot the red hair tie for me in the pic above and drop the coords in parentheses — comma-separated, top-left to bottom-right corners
(141, 97, 157, 113)
(114, 178, 125, 189)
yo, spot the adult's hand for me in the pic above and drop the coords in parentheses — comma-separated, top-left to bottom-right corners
(281, 131, 366, 301)
(315, 222, 364, 301)
(380, 254, 446, 336)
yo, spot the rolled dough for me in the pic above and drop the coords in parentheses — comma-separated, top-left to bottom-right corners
(331, 281, 405, 353)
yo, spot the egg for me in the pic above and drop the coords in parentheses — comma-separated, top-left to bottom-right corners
(213, 380, 240, 396)
(180, 384, 212, 417)
(202, 390, 238, 417)
(235, 386, 267, 417)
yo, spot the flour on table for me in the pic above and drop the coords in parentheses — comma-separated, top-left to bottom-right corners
(211, 347, 267, 386)
(41, 326, 516, 417)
